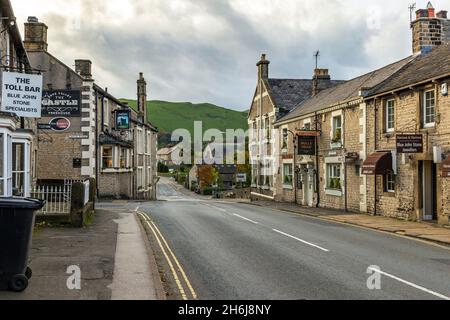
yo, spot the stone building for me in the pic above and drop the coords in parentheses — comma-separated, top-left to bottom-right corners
(363, 42, 450, 226)
(24, 17, 158, 200)
(274, 57, 412, 211)
(248, 54, 342, 201)
(0, 0, 38, 198)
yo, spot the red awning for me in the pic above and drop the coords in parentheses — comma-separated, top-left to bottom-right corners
(442, 155, 450, 178)
(296, 131, 320, 137)
(362, 152, 393, 175)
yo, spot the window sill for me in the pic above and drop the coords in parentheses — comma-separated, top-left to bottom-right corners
(330, 142, 343, 149)
(325, 188, 343, 197)
(383, 191, 396, 197)
(283, 185, 293, 190)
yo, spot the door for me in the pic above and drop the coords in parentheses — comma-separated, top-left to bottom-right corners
(421, 161, 437, 221)
(302, 165, 314, 207)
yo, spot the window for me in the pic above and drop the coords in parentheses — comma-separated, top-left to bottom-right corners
(332, 116, 342, 144)
(283, 163, 293, 187)
(265, 117, 271, 140)
(327, 164, 342, 190)
(423, 90, 435, 128)
(103, 99, 110, 127)
(304, 122, 311, 131)
(282, 128, 288, 150)
(386, 99, 395, 132)
(102, 147, 114, 169)
(137, 167, 143, 189)
(12, 143, 25, 197)
(385, 172, 396, 193)
(120, 148, 127, 168)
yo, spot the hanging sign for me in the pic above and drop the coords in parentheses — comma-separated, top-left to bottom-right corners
(41, 90, 81, 117)
(115, 110, 131, 130)
(1, 72, 43, 118)
(297, 136, 316, 156)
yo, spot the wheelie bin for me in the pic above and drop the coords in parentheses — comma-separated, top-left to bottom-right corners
(0, 197, 45, 292)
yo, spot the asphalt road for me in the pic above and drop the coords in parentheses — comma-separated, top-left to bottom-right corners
(139, 178, 450, 300)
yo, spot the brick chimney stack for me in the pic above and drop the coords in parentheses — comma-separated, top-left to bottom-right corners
(137, 72, 148, 124)
(75, 60, 92, 79)
(24, 16, 48, 52)
(256, 54, 270, 80)
(312, 69, 331, 97)
(411, 2, 450, 54)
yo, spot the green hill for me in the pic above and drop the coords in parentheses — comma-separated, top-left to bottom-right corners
(122, 100, 248, 145)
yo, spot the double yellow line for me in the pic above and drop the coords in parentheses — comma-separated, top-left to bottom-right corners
(137, 211, 198, 300)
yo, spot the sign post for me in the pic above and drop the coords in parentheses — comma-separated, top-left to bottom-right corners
(1, 72, 43, 118)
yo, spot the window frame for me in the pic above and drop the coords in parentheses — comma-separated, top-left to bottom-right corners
(283, 163, 294, 188)
(327, 163, 342, 191)
(102, 146, 114, 169)
(331, 115, 342, 144)
(385, 99, 395, 133)
(384, 171, 396, 193)
(423, 89, 436, 128)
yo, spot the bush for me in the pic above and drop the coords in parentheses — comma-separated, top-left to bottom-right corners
(202, 187, 213, 196)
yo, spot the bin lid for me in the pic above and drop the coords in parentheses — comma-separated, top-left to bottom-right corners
(0, 197, 45, 210)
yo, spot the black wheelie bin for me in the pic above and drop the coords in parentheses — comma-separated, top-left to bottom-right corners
(0, 197, 45, 292)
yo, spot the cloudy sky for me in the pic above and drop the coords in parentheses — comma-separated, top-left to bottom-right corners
(12, 0, 439, 110)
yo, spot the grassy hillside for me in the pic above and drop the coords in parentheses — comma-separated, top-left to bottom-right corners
(122, 100, 248, 138)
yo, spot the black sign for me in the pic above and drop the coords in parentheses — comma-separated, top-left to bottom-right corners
(396, 134, 423, 153)
(42, 90, 81, 117)
(73, 158, 82, 169)
(37, 123, 52, 130)
(115, 110, 131, 130)
(297, 136, 316, 156)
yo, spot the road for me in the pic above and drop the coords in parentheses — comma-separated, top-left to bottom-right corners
(139, 177, 450, 300)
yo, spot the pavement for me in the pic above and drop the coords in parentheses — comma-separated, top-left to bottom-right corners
(138, 177, 450, 300)
(0, 202, 164, 300)
(243, 200, 450, 246)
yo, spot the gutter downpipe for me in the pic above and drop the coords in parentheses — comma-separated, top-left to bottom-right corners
(315, 112, 321, 208)
(343, 108, 348, 212)
(374, 99, 378, 216)
(94, 89, 100, 199)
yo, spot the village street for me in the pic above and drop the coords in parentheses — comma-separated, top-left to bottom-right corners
(138, 177, 450, 300)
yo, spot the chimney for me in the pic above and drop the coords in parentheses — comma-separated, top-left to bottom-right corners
(411, 2, 450, 54)
(75, 60, 92, 79)
(24, 16, 48, 51)
(137, 72, 148, 124)
(256, 54, 270, 80)
(312, 69, 331, 97)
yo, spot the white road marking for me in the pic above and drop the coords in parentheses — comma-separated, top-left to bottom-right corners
(272, 229, 329, 252)
(368, 267, 450, 300)
(233, 214, 259, 225)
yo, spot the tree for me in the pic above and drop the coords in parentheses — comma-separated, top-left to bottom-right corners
(198, 165, 218, 189)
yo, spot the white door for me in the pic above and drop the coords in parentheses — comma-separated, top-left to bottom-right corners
(307, 169, 314, 207)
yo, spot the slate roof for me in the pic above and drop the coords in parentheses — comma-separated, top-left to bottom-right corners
(368, 42, 450, 97)
(266, 78, 344, 114)
(276, 56, 414, 123)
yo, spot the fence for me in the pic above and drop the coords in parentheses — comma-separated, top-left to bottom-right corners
(31, 179, 88, 215)
(31, 184, 72, 215)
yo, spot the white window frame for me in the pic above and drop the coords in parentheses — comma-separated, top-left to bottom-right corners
(11, 140, 31, 197)
(102, 146, 114, 169)
(137, 128, 144, 154)
(103, 99, 110, 127)
(423, 89, 436, 128)
(332, 115, 342, 143)
(385, 172, 396, 193)
(386, 99, 395, 133)
(282, 162, 294, 189)
(0, 130, 12, 197)
(326, 163, 342, 191)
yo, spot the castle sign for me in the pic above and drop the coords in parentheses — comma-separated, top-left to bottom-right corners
(42, 90, 81, 117)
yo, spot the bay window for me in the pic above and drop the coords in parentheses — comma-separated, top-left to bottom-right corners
(120, 148, 128, 168)
(102, 146, 114, 169)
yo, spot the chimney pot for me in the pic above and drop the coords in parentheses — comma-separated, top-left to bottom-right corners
(27, 16, 39, 23)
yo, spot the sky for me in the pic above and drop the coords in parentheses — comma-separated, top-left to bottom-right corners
(11, 0, 445, 110)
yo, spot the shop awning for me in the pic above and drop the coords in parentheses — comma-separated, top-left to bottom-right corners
(362, 152, 393, 175)
(442, 155, 450, 178)
(296, 130, 320, 137)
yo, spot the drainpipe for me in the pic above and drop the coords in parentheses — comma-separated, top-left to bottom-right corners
(293, 134, 297, 205)
(315, 112, 320, 208)
(343, 108, 348, 212)
(374, 100, 378, 216)
(94, 89, 100, 199)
